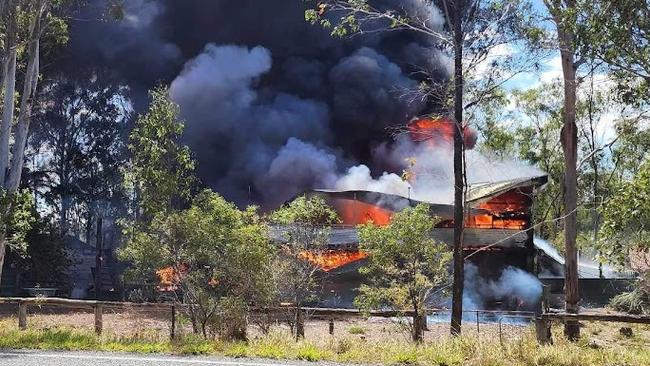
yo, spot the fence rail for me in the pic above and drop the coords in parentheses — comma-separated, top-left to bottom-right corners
(534, 311, 650, 344)
(2, 297, 649, 344)
(542, 312, 650, 324)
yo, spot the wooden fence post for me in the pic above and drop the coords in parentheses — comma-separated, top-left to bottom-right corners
(170, 304, 176, 340)
(535, 285, 552, 344)
(535, 316, 552, 344)
(18, 301, 27, 330)
(94, 304, 103, 335)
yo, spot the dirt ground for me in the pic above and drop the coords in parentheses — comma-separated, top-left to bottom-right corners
(0, 304, 537, 343)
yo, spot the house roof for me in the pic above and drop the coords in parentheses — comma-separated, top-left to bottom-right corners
(466, 175, 549, 204)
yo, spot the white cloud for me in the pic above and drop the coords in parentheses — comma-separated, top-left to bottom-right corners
(538, 54, 562, 84)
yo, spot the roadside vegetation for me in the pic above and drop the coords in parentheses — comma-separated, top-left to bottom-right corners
(0, 319, 648, 366)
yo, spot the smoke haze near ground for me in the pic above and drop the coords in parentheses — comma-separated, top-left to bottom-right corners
(463, 263, 543, 311)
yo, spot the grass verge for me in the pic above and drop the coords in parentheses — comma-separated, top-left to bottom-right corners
(0, 320, 648, 365)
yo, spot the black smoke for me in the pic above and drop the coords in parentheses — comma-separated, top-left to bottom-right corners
(53, 0, 450, 208)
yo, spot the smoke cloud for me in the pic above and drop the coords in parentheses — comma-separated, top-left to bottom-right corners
(463, 263, 543, 311)
(54, 0, 543, 208)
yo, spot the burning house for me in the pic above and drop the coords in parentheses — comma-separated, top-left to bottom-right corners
(273, 117, 549, 310)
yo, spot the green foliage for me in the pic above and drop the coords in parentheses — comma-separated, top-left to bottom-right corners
(270, 196, 340, 307)
(609, 288, 650, 315)
(347, 325, 366, 335)
(30, 73, 130, 235)
(577, 0, 649, 107)
(119, 189, 275, 339)
(600, 159, 650, 266)
(126, 86, 195, 220)
(0, 189, 35, 256)
(208, 296, 249, 341)
(271, 195, 339, 226)
(355, 204, 451, 336)
(600, 158, 650, 304)
(0, 1, 69, 52)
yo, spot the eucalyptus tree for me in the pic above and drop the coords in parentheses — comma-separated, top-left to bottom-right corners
(0, 0, 68, 287)
(579, 0, 649, 109)
(1, 0, 68, 191)
(537, 0, 614, 340)
(357, 204, 451, 343)
(124, 86, 196, 223)
(29, 73, 131, 238)
(306, 0, 543, 335)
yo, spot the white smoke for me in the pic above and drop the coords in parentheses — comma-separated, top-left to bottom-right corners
(335, 165, 411, 197)
(463, 263, 542, 311)
(331, 134, 545, 204)
(121, 0, 164, 29)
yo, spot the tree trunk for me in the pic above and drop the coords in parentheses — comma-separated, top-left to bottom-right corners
(295, 305, 305, 340)
(450, 0, 465, 337)
(0, 236, 6, 288)
(61, 196, 70, 237)
(6, 3, 43, 192)
(0, 33, 16, 188)
(412, 312, 425, 343)
(557, 23, 580, 341)
(95, 218, 103, 300)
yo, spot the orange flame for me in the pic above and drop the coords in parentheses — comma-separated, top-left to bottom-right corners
(155, 264, 188, 292)
(333, 198, 393, 226)
(156, 264, 219, 291)
(408, 117, 477, 149)
(299, 250, 369, 271)
(467, 190, 530, 229)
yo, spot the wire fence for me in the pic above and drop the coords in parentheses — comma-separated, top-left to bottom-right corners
(0, 298, 647, 344)
(0, 298, 539, 344)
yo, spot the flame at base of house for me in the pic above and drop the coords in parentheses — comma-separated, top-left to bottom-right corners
(299, 250, 369, 272)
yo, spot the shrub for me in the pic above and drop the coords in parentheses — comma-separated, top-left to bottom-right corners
(209, 297, 248, 341)
(609, 288, 650, 314)
(224, 342, 248, 358)
(297, 343, 327, 361)
(392, 349, 418, 365)
(348, 325, 366, 335)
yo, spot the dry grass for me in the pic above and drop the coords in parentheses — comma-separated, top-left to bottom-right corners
(0, 309, 648, 365)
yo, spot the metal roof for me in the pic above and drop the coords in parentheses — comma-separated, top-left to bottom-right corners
(466, 175, 548, 204)
(308, 189, 489, 218)
(305, 174, 548, 212)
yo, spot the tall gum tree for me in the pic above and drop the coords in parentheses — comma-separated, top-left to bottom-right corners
(542, 0, 582, 340)
(0, 0, 68, 287)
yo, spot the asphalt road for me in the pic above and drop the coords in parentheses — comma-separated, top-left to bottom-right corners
(0, 350, 337, 366)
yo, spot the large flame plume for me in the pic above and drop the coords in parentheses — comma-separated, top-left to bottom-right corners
(408, 117, 478, 149)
